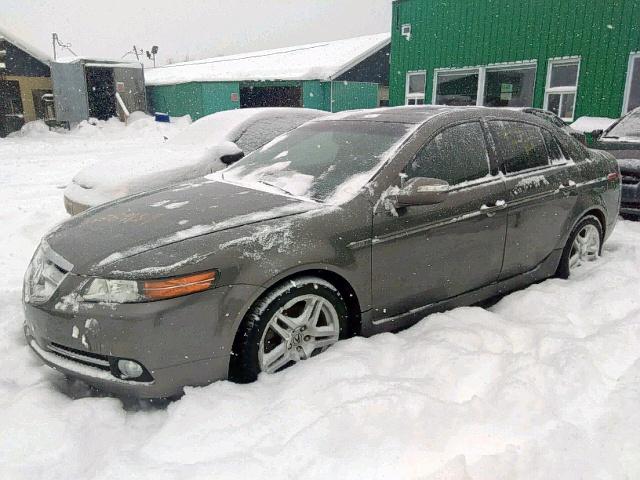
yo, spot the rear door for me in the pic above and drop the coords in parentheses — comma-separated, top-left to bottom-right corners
(488, 120, 578, 279)
(371, 121, 507, 323)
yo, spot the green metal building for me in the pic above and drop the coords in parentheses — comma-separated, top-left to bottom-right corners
(145, 34, 390, 119)
(390, 0, 640, 121)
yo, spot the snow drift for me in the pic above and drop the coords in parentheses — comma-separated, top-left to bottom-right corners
(1, 121, 640, 480)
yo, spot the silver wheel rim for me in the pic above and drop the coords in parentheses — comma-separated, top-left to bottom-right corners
(569, 224, 600, 272)
(258, 294, 340, 374)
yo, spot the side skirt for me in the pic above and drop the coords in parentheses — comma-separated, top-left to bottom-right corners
(360, 249, 563, 336)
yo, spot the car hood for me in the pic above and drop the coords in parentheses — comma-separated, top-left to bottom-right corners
(618, 158, 640, 175)
(67, 142, 241, 207)
(46, 180, 320, 275)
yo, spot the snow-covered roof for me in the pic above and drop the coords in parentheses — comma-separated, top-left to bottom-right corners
(54, 56, 143, 69)
(145, 33, 390, 86)
(0, 26, 51, 65)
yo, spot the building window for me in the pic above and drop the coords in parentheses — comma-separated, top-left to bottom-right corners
(483, 64, 536, 107)
(544, 58, 580, 122)
(435, 69, 479, 106)
(623, 53, 640, 114)
(433, 63, 536, 108)
(405, 71, 426, 105)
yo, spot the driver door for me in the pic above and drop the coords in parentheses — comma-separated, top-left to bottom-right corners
(371, 121, 507, 326)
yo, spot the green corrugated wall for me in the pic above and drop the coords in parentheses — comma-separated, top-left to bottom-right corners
(302, 81, 329, 110)
(330, 81, 380, 112)
(148, 79, 380, 118)
(390, 0, 640, 118)
(148, 81, 239, 119)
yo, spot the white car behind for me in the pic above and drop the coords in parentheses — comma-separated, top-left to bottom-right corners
(63, 107, 328, 214)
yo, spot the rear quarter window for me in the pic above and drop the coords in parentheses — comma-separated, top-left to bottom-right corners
(540, 128, 565, 164)
(489, 121, 550, 173)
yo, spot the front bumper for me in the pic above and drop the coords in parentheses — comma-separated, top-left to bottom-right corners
(23, 284, 261, 398)
(621, 182, 640, 216)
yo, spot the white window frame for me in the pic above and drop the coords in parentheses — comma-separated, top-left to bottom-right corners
(543, 57, 581, 122)
(405, 70, 426, 105)
(622, 52, 640, 114)
(432, 61, 537, 107)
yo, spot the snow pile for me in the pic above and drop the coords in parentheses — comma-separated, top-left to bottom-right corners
(145, 33, 390, 85)
(2, 127, 640, 479)
(570, 116, 617, 133)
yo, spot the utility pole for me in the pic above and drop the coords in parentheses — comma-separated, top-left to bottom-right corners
(52, 33, 77, 60)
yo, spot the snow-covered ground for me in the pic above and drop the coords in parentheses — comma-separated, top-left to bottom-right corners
(1, 120, 640, 480)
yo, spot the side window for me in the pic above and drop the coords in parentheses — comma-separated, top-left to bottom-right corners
(540, 128, 565, 164)
(489, 121, 550, 174)
(407, 122, 490, 185)
(235, 116, 306, 153)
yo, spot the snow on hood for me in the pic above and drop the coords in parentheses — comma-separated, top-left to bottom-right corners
(47, 180, 321, 274)
(570, 116, 617, 133)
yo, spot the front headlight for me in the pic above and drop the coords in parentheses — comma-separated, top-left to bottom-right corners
(83, 278, 141, 303)
(81, 271, 217, 303)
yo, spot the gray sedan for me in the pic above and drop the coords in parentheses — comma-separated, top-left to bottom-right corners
(23, 106, 621, 398)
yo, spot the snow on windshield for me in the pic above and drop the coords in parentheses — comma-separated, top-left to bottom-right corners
(222, 120, 416, 203)
(605, 109, 640, 139)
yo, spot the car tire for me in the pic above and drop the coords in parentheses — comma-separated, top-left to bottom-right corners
(556, 215, 603, 279)
(229, 276, 350, 383)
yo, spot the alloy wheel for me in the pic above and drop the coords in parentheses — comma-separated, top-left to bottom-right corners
(568, 224, 600, 272)
(258, 294, 340, 373)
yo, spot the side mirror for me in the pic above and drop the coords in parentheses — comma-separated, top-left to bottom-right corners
(392, 177, 450, 207)
(220, 151, 245, 165)
(590, 129, 604, 139)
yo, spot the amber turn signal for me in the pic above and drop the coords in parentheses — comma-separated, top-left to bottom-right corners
(143, 271, 216, 300)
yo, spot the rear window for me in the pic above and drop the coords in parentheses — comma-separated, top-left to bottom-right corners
(235, 116, 313, 153)
(407, 122, 490, 185)
(489, 121, 550, 173)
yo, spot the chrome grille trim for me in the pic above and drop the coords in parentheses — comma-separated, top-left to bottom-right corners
(47, 343, 111, 369)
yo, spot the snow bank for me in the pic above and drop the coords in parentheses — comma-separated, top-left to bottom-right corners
(2, 128, 640, 479)
(570, 116, 617, 133)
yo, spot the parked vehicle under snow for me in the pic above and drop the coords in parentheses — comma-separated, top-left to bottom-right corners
(62, 107, 328, 214)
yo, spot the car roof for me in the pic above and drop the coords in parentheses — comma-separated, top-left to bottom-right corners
(168, 107, 328, 147)
(321, 105, 554, 127)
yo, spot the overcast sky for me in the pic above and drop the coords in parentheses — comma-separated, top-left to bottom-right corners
(1, 0, 393, 65)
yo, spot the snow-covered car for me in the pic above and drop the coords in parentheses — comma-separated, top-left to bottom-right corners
(24, 106, 621, 398)
(63, 107, 328, 214)
(592, 107, 640, 217)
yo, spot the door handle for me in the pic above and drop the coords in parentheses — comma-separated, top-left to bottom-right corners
(559, 180, 577, 196)
(480, 200, 507, 217)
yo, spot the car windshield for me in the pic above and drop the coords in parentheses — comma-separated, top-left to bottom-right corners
(605, 109, 640, 139)
(222, 120, 415, 202)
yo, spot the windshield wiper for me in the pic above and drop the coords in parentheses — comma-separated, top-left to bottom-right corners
(257, 180, 294, 196)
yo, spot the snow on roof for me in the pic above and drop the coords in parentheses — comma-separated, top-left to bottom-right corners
(145, 33, 390, 86)
(0, 26, 51, 65)
(54, 56, 143, 68)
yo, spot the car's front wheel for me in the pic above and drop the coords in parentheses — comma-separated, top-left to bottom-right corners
(557, 215, 603, 279)
(230, 276, 349, 383)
